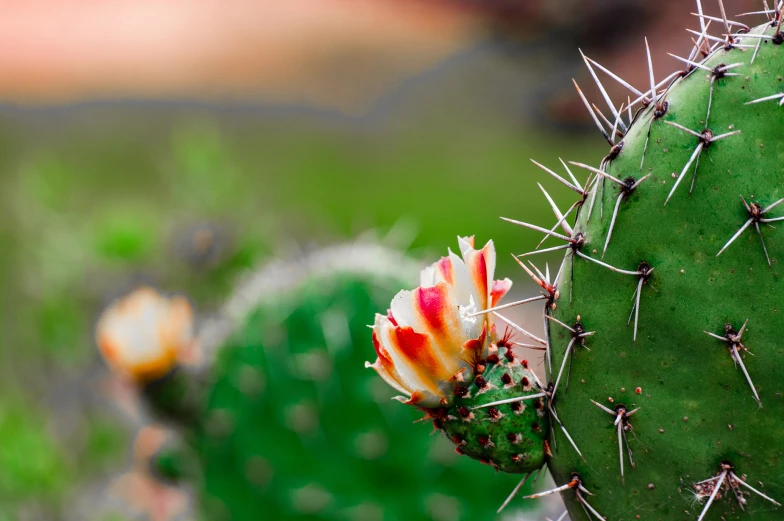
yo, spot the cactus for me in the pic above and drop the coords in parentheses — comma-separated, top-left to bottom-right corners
(367, 6, 784, 521)
(97, 241, 541, 520)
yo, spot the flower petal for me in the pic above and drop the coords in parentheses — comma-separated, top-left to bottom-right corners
(447, 250, 473, 308)
(459, 235, 476, 249)
(379, 323, 451, 397)
(434, 256, 455, 286)
(462, 323, 487, 361)
(491, 278, 513, 308)
(374, 313, 438, 397)
(420, 254, 459, 289)
(365, 360, 411, 398)
(399, 390, 434, 406)
(458, 237, 497, 312)
(414, 285, 467, 371)
(390, 283, 478, 376)
(367, 317, 410, 396)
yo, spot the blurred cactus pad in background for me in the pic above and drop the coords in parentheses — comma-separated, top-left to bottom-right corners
(95, 243, 549, 521)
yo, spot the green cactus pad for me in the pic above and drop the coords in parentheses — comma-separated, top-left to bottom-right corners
(539, 21, 784, 521)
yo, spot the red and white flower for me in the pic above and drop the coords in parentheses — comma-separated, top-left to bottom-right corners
(96, 287, 194, 383)
(366, 236, 512, 407)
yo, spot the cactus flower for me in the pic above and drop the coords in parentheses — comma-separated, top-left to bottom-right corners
(367, 236, 511, 408)
(96, 287, 194, 383)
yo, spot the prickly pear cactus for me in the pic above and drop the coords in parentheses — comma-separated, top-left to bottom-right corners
(366, 8, 784, 521)
(545, 15, 784, 521)
(98, 242, 538, 521)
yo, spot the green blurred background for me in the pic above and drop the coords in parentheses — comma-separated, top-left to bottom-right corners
(0, 93, 599, 521)
(0, 0, 758, 518)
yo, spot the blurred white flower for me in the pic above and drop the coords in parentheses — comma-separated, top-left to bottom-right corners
(96, 287, 194, 382)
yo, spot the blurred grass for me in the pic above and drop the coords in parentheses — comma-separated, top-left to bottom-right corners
(0, 97, 604, 519)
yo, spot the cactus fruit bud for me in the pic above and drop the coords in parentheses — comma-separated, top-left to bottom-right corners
(439, 354, 550, 474)
(96, 287, 194, 383)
